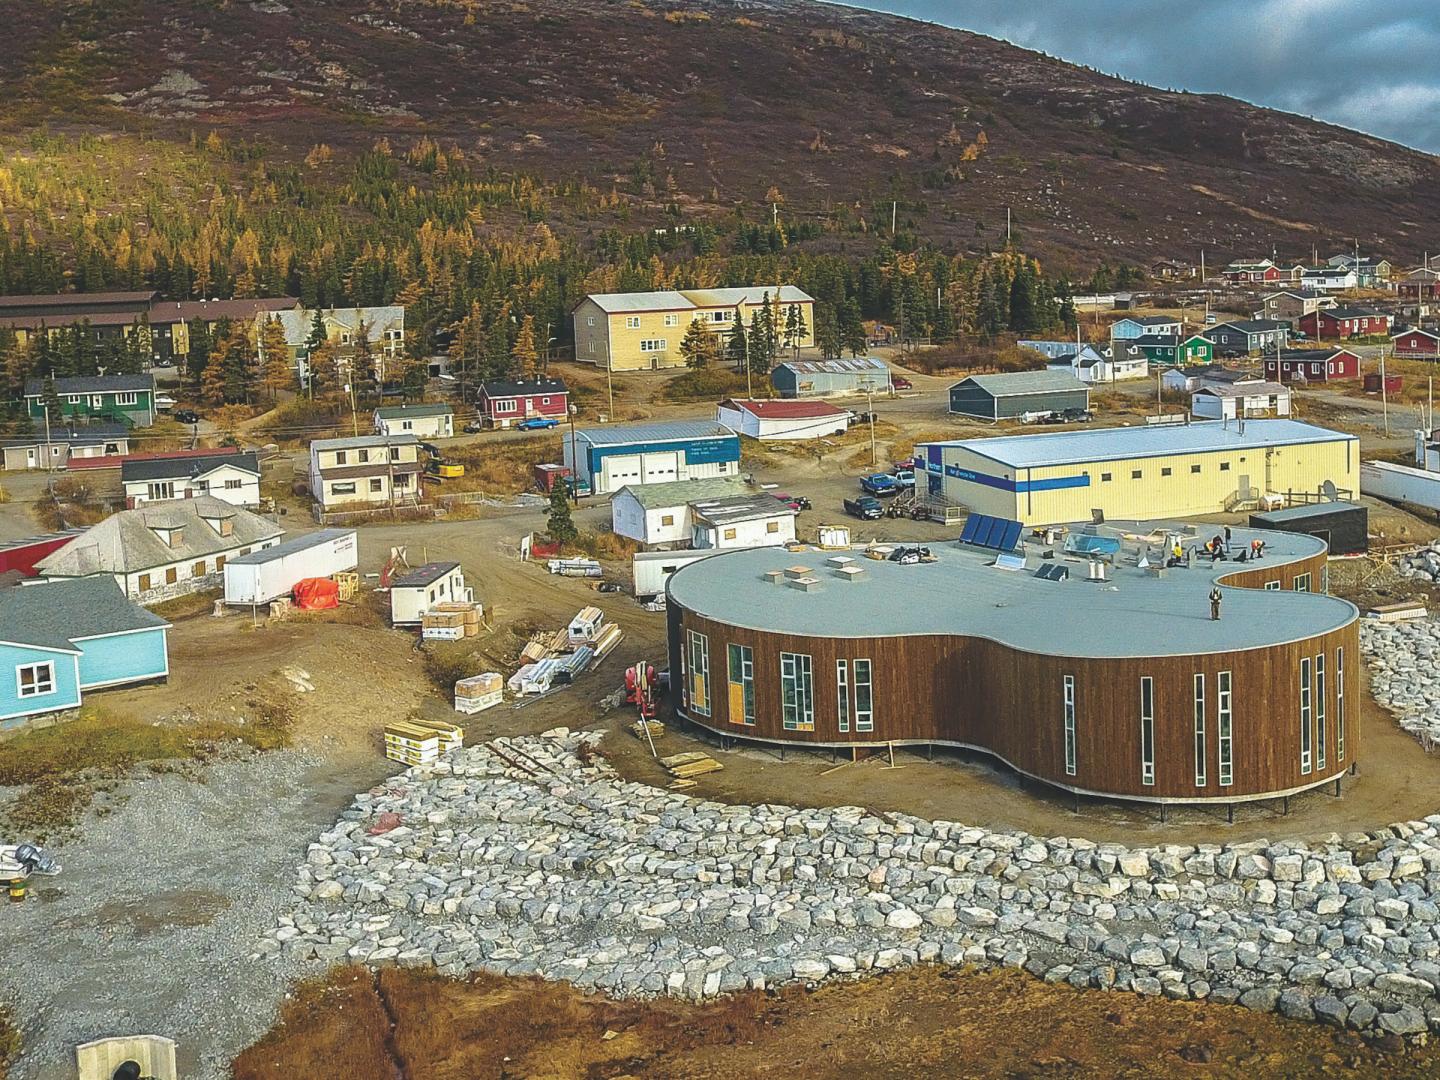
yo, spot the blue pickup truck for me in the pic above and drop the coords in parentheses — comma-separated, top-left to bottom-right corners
(860, 473, 899, 496)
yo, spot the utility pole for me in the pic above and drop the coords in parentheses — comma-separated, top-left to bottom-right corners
(744, 326, 752, 400)
(605, 362, 615, 421)
(42, 403, 54, 496)
(568, 405, 580, 506)
(347, 381, 360, 437)
(1381, 345, 1391, 437)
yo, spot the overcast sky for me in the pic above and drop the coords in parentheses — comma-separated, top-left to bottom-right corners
(845, 1, 1440, 155)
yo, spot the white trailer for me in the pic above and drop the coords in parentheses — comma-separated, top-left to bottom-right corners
(223, 528, 359, 605)
(1361, 460, 1440, 513)
(632, 549, 721, 599)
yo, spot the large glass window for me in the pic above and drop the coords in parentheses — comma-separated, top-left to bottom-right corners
(836, 660, 849, 733)
(1315, 653, 1327, 771)
(1193, 673, 1207, 787)
(780, 652, 814, 731)
(853, 659, 873, 732)
(727, 643, 754, 725)
(17, 662, 55, 698)
(687, 630, 710, 716)
(1300, 656, 1313, 774)
(1218, 671, 1233, 786)
(1294, 573, 1312, 593)
(1336, 647, 1345, 761)
(1063, 675, 1076, 777)
(1140, 676, 1155, 786)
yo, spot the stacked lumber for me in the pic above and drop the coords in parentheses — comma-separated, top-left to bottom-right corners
(592, 623, 624, 666)
(408, 717, 464, 750)
(631, 719, 665, 740)
(660, 751, 723, 779)
(455, 672, 503, 714)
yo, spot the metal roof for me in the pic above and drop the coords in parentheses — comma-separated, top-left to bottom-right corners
(667, 524, 1355, 658)
(310, 433, 419, 451)
(478, 378, 568, 397)
(0, 576, 168, 652)
(1117, 315, 1180, 326)
(691, 493, 797, 527)
(954, 370, 1090, 397)
(392, 561, 460, 588)
(1251, 501, 1363, 524)
(24, 374, 154, 397)
(0, 291, 155, 311)
(1193, 381, 1289, 398)
(926, 419, 1353, 470)
(615, 477, 749, 510)
(775, 358, 890, 376)
(1207, 320, 1289, 334)
(576, 420, 735, 447)
(374, 404, 452, 420)
(121, 451, 258, 484)
(580, 287, 813, 314)
(582, 290, 692, 314)
(227, 528, 355, 566)
(718, 399, 847, 418)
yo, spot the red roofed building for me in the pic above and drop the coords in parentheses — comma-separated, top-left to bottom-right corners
(1394, 328, 1440, 359)
(715, 398, 851, 441)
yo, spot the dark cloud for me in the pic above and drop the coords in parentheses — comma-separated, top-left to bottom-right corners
(845, 1, 1440, 154)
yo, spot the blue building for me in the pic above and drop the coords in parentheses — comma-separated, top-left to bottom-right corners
(562, 420, 741, 496)
(0, 576, 170, 730)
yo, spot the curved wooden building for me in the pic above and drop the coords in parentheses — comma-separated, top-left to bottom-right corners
(665, 524, 1359, 805)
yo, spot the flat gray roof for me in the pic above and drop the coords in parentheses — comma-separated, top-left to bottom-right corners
(925, 419, 1352, 470)
(954, 370, 1090, 397)
(578, 420, 734, 446)
(667, 523, 1355, 658)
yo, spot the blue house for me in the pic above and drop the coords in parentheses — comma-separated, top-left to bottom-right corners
(0, 577, 170, 730)
(1110, 316, 1183, 341)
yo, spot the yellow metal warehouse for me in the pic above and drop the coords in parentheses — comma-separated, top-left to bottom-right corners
(916, 419, 1357, 526)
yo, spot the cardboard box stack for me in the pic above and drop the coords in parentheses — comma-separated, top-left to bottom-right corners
(455, 672, 503, 714)
(383, 717, 465, 766)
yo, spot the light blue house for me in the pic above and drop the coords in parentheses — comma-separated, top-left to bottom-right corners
(1110, 316, 1183, 341)
(0, 576, 170, 730)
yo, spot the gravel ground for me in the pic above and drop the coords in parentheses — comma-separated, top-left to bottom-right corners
(0, 749, 386, 1080)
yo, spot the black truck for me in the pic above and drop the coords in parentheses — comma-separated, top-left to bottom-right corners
(844, 496, 884, 520)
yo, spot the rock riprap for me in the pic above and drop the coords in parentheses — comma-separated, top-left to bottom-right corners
(1363, 618, 1440, 746)
(268, 729, 1440, 1037)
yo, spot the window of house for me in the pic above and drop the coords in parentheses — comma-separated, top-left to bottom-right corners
(728, 644, 754, 725)
(1100, 472, 1112, 482)
(90, 394, 104, 408)
(17, 662, 54, 698)
(401, 421, 412, 430)
(1315, 653, 1327, 771)
(664, 314, 679, 327)
(660, 514, 675, 527)
(1293, 573, 1311, 592)
(626, 316, 641, 329)
(239, 548, 251, 556)
(332, 481, 357, 495)
(1264, 580, 1281, 590)
(1063, 674, 1076, 777)
(341, 332, 353, 345)
(359, 449, 370, 463)
(639, 339, 668, 352)
(369, 478, 384, 492)
(1299, 656, 1313, 774)
(1193, 673, 1206, 787)
(1336, 647, 1345, 761)
(390, 447, 401, 461)
(495, 398, 517, 413)
(1191, 464, 1201, 474)
(766, 520, 779, 533)
(1131, 469, 1142, 480)
(165, 567, 178, 585)
(335, 450, 348, 465)
(687, 630, 710, 715)
(192, 561, 206, 576)
(148, 481, 175, 501)
(64, 394, 80, 404)
(1219, 462, 1231, 472)
(780, 652, 814, 731)
(1140, 676, 1155, 786)
(586, 316, 595, 327)
(225, 478, 242, 490)
(853, 659, 873, 732)
(116, 392, 138, 406)
(723, 528, 737, 540)
(138, 573, 152, 592)
(1161, 467, 1172, 477)
(837, 659, 849, 733)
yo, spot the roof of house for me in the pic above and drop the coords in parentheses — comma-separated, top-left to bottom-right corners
(581, 287, 813, 314)
(0, 311, 153, 331)
(0, 291, 156, 311)
(121, 451, 259, 484)
(227, 529, 355, 567)
(1129, 334, 1181, 347)
(953, 370, 1090, 397)
(615, 476, 749, 510)
(718, 399, 847, 419)
(374, 404, 452, 420)
(36, 495, 283, 577)
(0, 422, 131, 449)
(1396, 328, 1440, 341)
(924, 418, 1351, 470)
(1264, 289, 1327, 300)
(1275, 348, 1357, 360)
(681, 286, 813, 308)
(148, 298, 300, 324)
(576, 420, 735, 447)
(1209, 320, 1289, 334)
(690, 493, 798, 527)
(1194, 381, 1290, 398)
(1117, 315, 1180, 326)
(392, 561, 460, 588)
(478, 377, 569, 397)
(1322, 307, 1386, 320)
(310, 433, 419, 452)
(0, 575, 168, 653)
(774, 357, 891, 376)
(274, 305, 404, 344)
(23, 374, 155, 397)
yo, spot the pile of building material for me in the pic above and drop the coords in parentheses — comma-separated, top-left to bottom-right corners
(421, 600, 482, 641)
(631, 718, 665, 740)
(383, 718, 464, 766)
(660, 751, 723, 788)
(508, 657, 563, 695)
(454, 673, 503, 714)
(548, 557, 603, 578)
(506, 608, 625, 696)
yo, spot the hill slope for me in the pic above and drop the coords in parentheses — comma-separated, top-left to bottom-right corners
(7, 0, 1440, 269)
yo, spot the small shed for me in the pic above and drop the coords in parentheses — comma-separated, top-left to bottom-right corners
(715, 399, 850, 440)
(374, 403, 454, 439)
(1191, 381, 1292, 421)
(390, 561, 472, 625)
(611, 477, 749, 548)
(1248, 501, 1367, 555)
(948, 370, 1090, 420)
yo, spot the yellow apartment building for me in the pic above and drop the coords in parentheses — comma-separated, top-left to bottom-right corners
(572, 286, 815, 372)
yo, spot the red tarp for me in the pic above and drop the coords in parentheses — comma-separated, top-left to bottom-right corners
(292, 577, 339, 610)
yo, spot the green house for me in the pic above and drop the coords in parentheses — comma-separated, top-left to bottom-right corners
(1130, 334, 1213, 366)
(24, 374, 156, 428)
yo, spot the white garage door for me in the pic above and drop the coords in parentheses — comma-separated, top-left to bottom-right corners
(602, 454, 644, 492)
(640, 451, 680, 484)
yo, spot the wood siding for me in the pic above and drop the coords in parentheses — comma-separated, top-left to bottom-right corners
(668, 551, 1358, 803)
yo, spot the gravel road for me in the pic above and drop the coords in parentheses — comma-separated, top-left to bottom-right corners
(0, 749, 388, 1080)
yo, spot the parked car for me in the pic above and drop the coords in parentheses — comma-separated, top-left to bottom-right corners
(1058, 408, 1094, 423)
(892, 457, 918, 472)
(891, 375, 913, 390)
(174, 409, 200, 424)
(891, 469, 915, 489)
(154, 394, 177, 412)
(518, 417, 560, 430)
(844, 496, 884, 520)
(860, 473, 899, 496)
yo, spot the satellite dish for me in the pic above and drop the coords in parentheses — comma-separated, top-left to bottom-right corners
(1321, 480, 1338, 502)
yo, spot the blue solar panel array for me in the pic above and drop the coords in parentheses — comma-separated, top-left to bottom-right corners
(960, 514, 1024, 553)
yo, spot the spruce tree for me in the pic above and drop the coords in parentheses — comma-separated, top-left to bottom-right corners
(351, 317, 379, 403)
(1008, 267, 1038, 334)
(839, 299, 867, 357)
(679, 317, 714, 369)
(511, 314, 539, 379)
(724, 308, 748, 372)
(546, 481, 578, 543)
(260, 315, 293, 401)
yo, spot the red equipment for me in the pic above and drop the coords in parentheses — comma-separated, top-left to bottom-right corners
(625, 662, 658, 721)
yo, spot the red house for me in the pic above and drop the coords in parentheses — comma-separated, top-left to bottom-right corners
(1263, 348, 1360, 384)
(475, 378, 569, 429)
(1394, 328, 1440, 359)
(1298, 307, 1392, 340)
(1223, 260, 1281, 285)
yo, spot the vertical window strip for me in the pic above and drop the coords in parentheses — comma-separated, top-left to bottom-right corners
(727, 643, 755, 726)
(1140, 676, 1155, 786)
(853, 659, 873, 732)
(781, 653, 798, 730)
(1193, 673, 1207, 787)
(1336, 647, 1345, 761)
(1315, 653, 1327, 771)
(1218, 671, 1233, 786)
(837, 659, 849, 733)
(1300, 656, 1312, 775)
(1063, 675, 1076, 777)
(687, 630, 710, 715)
(797, 653, 814, 730)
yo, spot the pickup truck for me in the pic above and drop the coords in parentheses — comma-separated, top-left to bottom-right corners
(844, 496, 884, 520)
(891, 469, 915, 490)
(860, 473, 899, 496)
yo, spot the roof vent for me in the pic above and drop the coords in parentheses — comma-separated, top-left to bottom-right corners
(786, 575, 821, 592)
(762, 569, 785, 584)
(827, 555, 855, 569)
(834, 565, 866, 583)
(784, 565, 813, 579)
